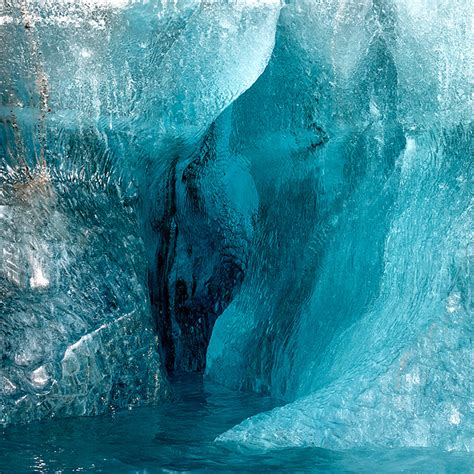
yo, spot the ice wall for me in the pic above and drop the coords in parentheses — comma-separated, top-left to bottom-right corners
(0, 0, 281, 422)
(1, 0, 472, 452)
(0, 165, 167, 425)
(207, 0, 473, 451)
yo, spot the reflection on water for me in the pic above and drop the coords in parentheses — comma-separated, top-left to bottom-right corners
(0, 373, 472, 473)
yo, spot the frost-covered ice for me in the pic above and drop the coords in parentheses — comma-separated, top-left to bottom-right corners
(1, 0, 473, 455)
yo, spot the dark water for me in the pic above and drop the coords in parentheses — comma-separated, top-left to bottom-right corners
(0, 374, 471, 473)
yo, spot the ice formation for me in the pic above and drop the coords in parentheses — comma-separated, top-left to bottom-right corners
(1, 0, 472, 454)
(1, 0, 280, 423)
(207, 0, 473, 451)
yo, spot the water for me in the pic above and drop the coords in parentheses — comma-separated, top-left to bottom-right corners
(1, 0, 472, 461)
(0, 374, 471, 473)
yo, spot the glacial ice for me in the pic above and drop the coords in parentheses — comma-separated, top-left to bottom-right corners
(0, 166, 169, 425)
(1, 0, 280, 422)
(1, 0, 473, 455)
(206, 0, 473, 451)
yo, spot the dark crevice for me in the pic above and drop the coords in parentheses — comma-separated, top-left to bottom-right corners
(149, 156, 179, 372)
(149, 125, 249, 373)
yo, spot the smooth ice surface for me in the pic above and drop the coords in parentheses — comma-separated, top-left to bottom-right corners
(206, 0, 473, 452)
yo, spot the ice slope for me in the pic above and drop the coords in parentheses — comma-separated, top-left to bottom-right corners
(206, 0, 473, 451)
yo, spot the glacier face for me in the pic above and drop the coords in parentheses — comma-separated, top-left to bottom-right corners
(1, 0, 280, 421)
(1, 0, 473, 454)
(206, 0, 473, 451)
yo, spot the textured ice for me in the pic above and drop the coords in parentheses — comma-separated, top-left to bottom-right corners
(206, 0, 473, 452)
(0, 166, 168, 425)
(1, 0, 473, 455)
(1, 0, 281, 423)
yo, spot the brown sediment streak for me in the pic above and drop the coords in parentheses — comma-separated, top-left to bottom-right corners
(19, 0, 49, 171)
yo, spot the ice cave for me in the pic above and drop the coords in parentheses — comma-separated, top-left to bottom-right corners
(0, 0, 472, 471)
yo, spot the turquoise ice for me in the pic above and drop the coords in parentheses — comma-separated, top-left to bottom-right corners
(1, 0, 472, 458)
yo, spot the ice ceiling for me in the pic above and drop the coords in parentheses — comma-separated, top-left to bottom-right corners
(0, 0, 472, 452)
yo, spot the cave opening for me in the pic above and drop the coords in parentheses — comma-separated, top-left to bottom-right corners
(147, 123, 250, 373)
